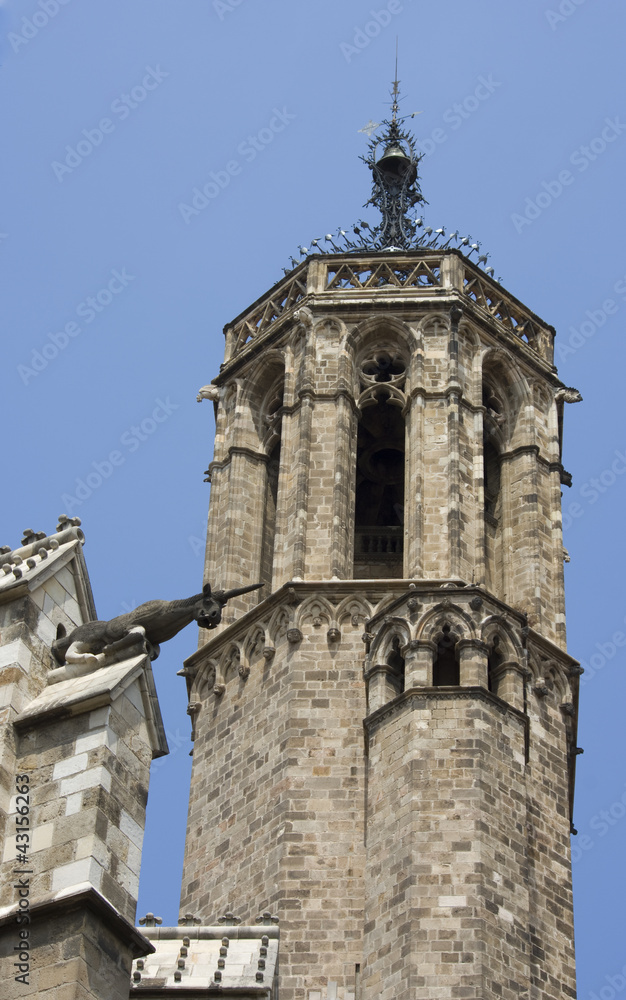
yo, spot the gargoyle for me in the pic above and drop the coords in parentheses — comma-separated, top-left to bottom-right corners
(51, 582, 262, 666)
(555, 387, 583, 404)
(196, 385, 219, 403)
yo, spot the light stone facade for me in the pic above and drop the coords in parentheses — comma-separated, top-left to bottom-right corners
(181, 248, 581, 999)
(0, 245, 581, 998)
(0, 521, 167, 999)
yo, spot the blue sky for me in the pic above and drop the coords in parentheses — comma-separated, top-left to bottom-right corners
(2, 1, 625, 995)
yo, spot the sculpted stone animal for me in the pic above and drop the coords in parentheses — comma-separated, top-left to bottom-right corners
(555, 387, 583, 404)
(51, 583, 262, 666)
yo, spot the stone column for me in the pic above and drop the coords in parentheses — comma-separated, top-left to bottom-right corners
(404, 392, 423, 579)
(457, 637, 489, 688)
(493, 659, 525, 712)
(447, 305, 463, 580)
(366, 664, 399, 713)
(404, 638, 435, 687)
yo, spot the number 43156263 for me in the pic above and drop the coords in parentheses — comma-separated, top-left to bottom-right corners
(15, 775, 30, 851)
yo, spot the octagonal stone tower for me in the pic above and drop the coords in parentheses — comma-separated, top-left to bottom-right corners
(179, 99, 581, 1000)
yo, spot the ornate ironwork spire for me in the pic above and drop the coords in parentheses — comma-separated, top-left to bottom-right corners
(284, 61, 497, 280)
(361, 66, 426, 249)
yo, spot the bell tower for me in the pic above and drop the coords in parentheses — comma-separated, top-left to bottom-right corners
(179, 81, 581, 1000)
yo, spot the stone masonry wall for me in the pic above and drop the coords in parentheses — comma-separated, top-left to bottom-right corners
(0, 547, 88, 892)
(193, 251, 578, 997)
(181, 617, 368, 1000)
(363, 689, 576, 1000)
(1, 904, 139, 1000)
(9, 690, 152, 924)
(206, 289, 568, 645)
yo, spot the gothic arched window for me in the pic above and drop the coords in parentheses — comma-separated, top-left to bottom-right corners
(482, 377, 504, 595)
(259, 378, 284, 593)
(386, 635, 405, 695)
(432, 625, 460, 686)
(487, 635, 504, 694)
(353, 348, 406, 579)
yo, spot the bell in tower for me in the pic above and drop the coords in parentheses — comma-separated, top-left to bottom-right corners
(176, 75, 581, 1000)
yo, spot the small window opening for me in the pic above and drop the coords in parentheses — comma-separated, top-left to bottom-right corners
(487, 635, 504, 693)
(433, 624, 459, 686)
(386, 636, 405, 695)
(482, 383, 502, 416)
(353, 396, 405, 579)
(266, 389, 284, 420)
(483, 440, 501, 520)
(260, 439, 281, 593)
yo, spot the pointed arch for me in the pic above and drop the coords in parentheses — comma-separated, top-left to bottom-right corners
(368, 617, 411, 664)
(346, 313, 414, 365)
(345, 317, 414, 581)
(416, 602, 476, 642)
(432, 624, 460, 686)
(241, 353, 285, 595)
(190, 661, 218, 705)
(417, 602, 475, 688)
(481, 351, 517, 596)
(244, 625, 266, 668)
(367, 618, 411, 700)
(418, 312, 451, 338)
(297, 595, 335, 630)
(528, 649, 572, 706)
(481, 348, 531, 451)
(335, 594, 373, 628)
(220, 643, 242, 683)
(480, 616, 523, 661)
(268, 606, 290, 645)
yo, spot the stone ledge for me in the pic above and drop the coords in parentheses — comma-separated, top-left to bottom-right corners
(141, 925, 279, 941)
(0, 883, 154, 959)
(13, 652, 168, 758)
(364, 683, 529, 735)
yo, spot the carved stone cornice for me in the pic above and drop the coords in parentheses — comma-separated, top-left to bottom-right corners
(209, 447, 270, 475)
(364, 684, 528, 735)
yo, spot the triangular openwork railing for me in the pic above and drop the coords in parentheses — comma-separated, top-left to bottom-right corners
(326, 259, 442, 291)
(463, 272, 546, 350)
(227, 255, 553, 364)
(233, 273, 307, 352)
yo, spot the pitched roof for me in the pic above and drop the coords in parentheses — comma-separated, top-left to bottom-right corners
(0, 515, 96, 622)
(130, 922, 278, 996)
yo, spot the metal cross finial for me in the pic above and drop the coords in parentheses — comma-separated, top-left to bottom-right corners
(391, 38, 400, 121)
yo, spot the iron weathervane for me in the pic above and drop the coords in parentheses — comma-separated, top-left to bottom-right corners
(284, 73, 498, 281)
